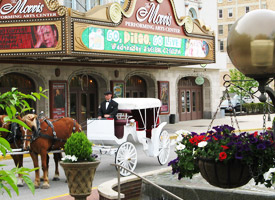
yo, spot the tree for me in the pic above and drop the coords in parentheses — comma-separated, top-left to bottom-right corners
(228, 69, 259, 98)
(0, 87, 47, 197)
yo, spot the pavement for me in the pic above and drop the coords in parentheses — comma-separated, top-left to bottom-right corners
(44, 113, 275, 200)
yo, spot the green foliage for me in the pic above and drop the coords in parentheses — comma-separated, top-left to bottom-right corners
(0, 87, 47, 197)
(64, 132, 94, 162)
(228, 69, 258, 97)
(243, 103, 251, 114)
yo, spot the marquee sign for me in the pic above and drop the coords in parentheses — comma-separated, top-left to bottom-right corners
(80, 25, 210, 58)
(119, 0, 189, 36)
(0, 0, 65, 20)
(73, 0, 214, 61)
(0, 21, 62, 53)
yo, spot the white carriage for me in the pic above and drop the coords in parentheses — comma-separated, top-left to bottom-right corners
(87, 98, 170, 176)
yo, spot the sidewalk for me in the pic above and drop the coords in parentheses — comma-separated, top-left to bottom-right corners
(48, 114, 275, 200)
(164, 113, 275, 134)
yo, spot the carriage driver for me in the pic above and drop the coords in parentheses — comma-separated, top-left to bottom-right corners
(98, 91, 118, 119)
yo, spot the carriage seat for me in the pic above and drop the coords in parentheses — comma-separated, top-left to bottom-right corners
(115, 110, 132, 139)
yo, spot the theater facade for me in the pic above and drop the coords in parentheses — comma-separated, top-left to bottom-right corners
(0, 0, 219, 124)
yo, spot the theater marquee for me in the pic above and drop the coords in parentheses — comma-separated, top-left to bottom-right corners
(73, 0, 215, 62)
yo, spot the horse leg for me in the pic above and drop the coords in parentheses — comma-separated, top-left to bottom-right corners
(40, 154, 50, 181)
(30, 152, 40, 189)
(11, 154, 24, 187)
(52, 153, 62, 181)
(40, 150, 50, 189)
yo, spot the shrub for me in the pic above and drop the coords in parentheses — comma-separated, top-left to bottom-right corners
(250, 103, 257, 113)
(64, 132, 95, 162)
(243, 103, 251, 114)
(257, 103, 265, 113)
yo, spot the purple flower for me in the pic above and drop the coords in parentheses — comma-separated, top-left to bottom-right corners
(168, 157, 179, 166)
(235, 152, 243, 159)
(257, 143, 266, 150)
(250, 137, 258, 143)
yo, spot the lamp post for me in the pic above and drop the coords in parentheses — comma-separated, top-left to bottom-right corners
(227, 9, 275, 107)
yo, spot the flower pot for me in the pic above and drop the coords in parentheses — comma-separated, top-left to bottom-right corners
(60, 161, 100, 200)
(198, 158, 251, 188)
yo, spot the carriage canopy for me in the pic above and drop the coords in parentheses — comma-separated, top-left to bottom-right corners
(113, 98, 162, 110)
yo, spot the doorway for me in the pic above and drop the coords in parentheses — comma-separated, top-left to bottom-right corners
(0, 73, 36, 113)
(70, 75, 98, 125)
(178, 77, 203, 121)
(126, 75, 147, 97)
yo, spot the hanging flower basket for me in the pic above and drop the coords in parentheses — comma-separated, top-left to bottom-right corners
(198, 157, 251, 188)
(168, 125, 275, 189)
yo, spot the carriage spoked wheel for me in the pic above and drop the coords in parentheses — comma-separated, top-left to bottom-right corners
(115, 142, 137, 176)
(157, 130, 171, 165)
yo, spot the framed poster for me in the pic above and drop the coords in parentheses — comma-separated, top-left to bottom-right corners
(49, 81, 68, 119)
(111, 81, 125, 98)
(158, 81, 170, 114)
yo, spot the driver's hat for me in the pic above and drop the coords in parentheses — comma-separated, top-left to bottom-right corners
(104, 91, 112, 95)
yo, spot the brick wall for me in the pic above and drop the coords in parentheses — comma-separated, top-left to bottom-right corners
(100, 179, 142, 200)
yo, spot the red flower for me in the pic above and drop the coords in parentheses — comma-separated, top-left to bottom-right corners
(221, 145, 229, 150)
(219, 152, 227, 161)
(213, 136, 218, 141)
(253, 131, 258, 137)
(189, 137, 198, 145)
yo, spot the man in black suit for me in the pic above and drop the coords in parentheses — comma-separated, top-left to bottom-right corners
(98, 91, 118, 119)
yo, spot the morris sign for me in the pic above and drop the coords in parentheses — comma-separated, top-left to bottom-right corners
(0, 0, 58, 19)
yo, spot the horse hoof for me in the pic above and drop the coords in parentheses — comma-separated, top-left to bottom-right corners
(52, 177, 60, 181)
(40, 177, 44, 181)
(41, 183, 50, 189)
(17, 179, 24, 187)
(35, 184, 40, 189)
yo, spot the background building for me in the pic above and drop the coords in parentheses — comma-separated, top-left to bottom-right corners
(0, 0, 223, 125)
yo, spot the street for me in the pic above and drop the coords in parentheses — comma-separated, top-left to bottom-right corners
(1, 114, 275, 200)
(1, 142, 177, 200)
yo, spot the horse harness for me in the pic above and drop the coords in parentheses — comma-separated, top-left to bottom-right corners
(2, 122, 23, 149)
(31, 117, 77, 151)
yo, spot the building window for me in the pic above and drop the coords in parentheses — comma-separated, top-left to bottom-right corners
(218, 9, 223, 18)
(228, 8, 233, 18)
(219, 40, 224, 52)
(228, 0, 232, 2)
(218, 0, 222, 3)
(245, 6, 250, 13)
(218, 25, 223, 35)
(228, 24, 233, 32)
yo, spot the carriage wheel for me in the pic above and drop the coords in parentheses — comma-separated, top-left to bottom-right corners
(157, 130, 171, 165)
(115, 142, 137, 176)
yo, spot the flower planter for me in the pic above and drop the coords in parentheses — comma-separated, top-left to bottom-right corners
(60, 161, 100, 200)
(198, 158, 251, 188)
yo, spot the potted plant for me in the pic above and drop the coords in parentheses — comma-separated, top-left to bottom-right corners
(169, 125, 275, 188)
(60, 132, 99, 200)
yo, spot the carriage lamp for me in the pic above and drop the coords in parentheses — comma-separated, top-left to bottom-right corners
(227, 9, 275, 106)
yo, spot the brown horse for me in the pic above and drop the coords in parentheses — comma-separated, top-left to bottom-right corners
(0, 115, 62, 187)
(22, 114, 82, 189)
(0, 115, 26, 186)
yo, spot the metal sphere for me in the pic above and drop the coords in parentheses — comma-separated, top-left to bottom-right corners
(227, 9, 275, 79)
